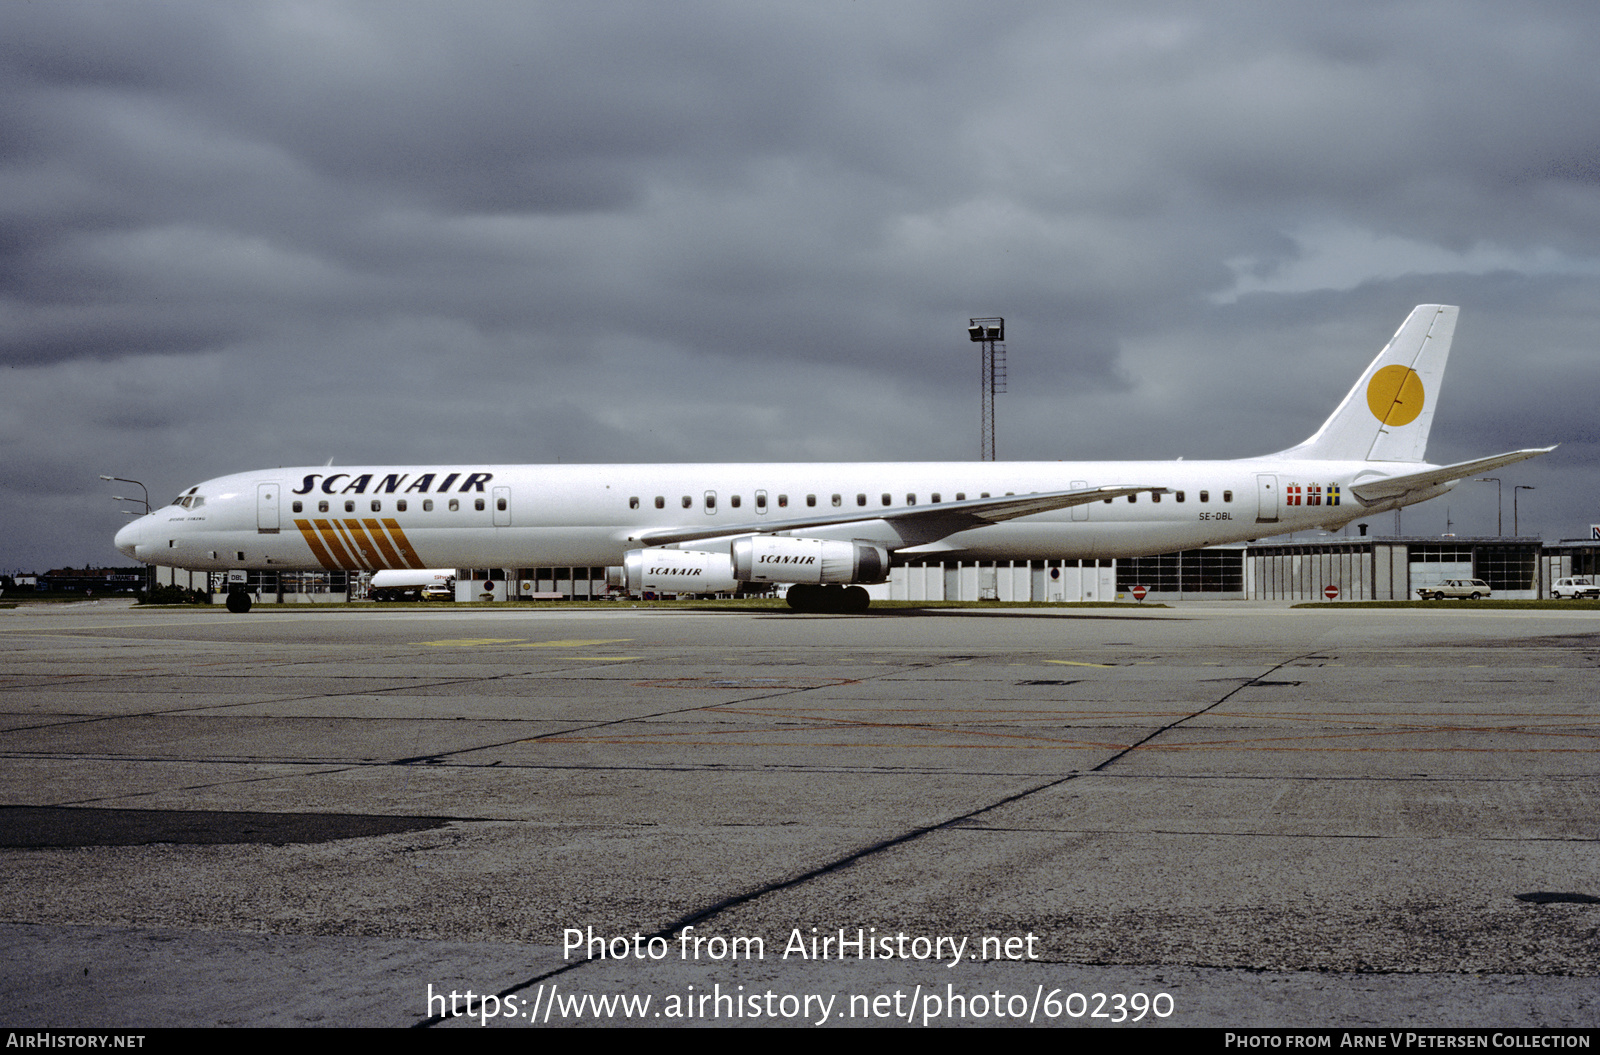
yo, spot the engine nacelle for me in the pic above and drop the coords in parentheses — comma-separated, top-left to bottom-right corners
(731, 536, 890, 585)
(616, 548, 740, 596)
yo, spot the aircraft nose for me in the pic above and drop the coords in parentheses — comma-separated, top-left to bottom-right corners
(114, 517, 146, 561)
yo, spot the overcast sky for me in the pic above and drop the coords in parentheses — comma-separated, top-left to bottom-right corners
(4, 1, 1596, 573)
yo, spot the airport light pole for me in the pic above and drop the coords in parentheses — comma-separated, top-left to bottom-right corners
(1514, 485, 1535, 537)
(969, 318, 1005, 460)
(101, 474, 153, 595)
(1476, 477, 1502, 536)
(100, 475, 150, 515)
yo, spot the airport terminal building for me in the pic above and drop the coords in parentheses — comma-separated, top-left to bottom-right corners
(143, 536, 1600, 603)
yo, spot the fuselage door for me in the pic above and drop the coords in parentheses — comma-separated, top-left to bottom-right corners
(1256, 473, 1279, 524)
(493, 486, 512, 527)
(257, 482, 280, 532)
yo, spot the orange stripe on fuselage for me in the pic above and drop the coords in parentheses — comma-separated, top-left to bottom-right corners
(312, 519, 360, 568)
(340, 519, 385, 569)
(381, 519, 426, 569)
(294, 519, 341, 571)
(361, 518, 405, 568)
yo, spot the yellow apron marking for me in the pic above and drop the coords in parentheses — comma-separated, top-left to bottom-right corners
(1044, 659, 1113, 668)
(418, 638, 634, 648)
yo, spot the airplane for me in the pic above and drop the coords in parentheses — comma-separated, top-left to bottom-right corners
(114, 305, 1553, 613)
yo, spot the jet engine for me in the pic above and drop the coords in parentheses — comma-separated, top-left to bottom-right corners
(615, 548, 739, 596)
(730, 536, 890, 585)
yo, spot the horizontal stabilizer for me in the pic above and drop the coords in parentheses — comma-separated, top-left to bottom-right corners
(1348, 447, 1555, 502)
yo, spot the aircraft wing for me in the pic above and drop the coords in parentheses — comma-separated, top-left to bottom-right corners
(626, 484, 1163, 548)
(1348, 447, 1555, 502)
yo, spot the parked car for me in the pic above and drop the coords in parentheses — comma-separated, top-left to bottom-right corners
(1416, 578, 1491, 600)
(1550, 577, 1600, 600)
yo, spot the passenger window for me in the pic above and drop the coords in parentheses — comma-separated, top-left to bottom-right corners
(496, 497, 506, 511)
(344, 500, 355, 512)
(906, 494, 916, 505)
(318, 500, 329, 513)
(1175, 492, 1185, 502)
(832, 494, 842, 507)
(629, 497, 639, 509)
(956, 493, 966, 501)
(755, 492, 766, 511)
(730, 495, 741, 508)
(397, 499, 407, 512)
(881, 493, 891, 506)
(705, 492, 717, 513)
(1224, 490, 1234, 502)
(778, 494, 788, 508)
(449, 499, 460, 512)
(682, 496, 692, 509)
(1199, 490, 1210, 502)
(292, 501, 302, 513)
(655, 496, 664, 509)
(1128, 494, 1136, 503)
(1151, 492, 1160, 503)
(931, 493, 941, 503)
(371, 500, 381, 512)
(423, 499, 434, 512)
(857, 494, 867, 507)
(475, 498, 485, 511)
(806, 494, 816, 507)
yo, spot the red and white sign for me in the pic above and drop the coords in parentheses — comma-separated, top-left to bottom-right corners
(1132, 584, 1148, 601)
(1324, 584, 1339, 600)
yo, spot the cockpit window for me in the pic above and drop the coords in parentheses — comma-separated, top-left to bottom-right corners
(172, 495, 205, 510)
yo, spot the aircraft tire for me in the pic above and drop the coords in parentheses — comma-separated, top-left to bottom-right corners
(225, 590, 252, 613)
(786, 584, 818, 612)
(786, 583, 873, 613)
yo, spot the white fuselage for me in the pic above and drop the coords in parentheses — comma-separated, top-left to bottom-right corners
(111, 306, 1550, 592)
(115, 457, 1433, 574)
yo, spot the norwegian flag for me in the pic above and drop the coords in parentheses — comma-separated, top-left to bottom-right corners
(1307, 485, 1322, 506)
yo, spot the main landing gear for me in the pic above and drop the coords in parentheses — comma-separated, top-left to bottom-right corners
(785, 583, 871, 613)
(225, 588, 252, 613)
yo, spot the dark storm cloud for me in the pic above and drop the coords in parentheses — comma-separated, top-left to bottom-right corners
(2, 1, 1598, 570)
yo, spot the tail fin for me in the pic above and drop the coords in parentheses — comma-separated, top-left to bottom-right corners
(1278, 304, 1457, 462)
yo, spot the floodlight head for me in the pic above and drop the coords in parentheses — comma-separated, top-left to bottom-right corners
(968, 317, 1004, 342)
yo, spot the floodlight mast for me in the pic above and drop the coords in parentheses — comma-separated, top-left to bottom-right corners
(968, 318, 1005, 460)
